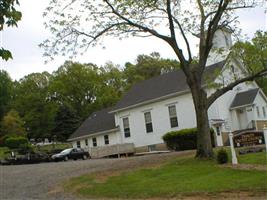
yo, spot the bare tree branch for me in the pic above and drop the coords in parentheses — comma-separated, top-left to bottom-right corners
(71, 22, 128, 41)
(166, 0, 176, 39)
(205, 4, 254, 19)
(103, 0, 170, 42)
(171, 17, 193, 63)
(207, 68, 267, 107)
(197, 0, 205, 19)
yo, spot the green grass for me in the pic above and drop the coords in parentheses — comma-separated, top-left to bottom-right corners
(215, 147, 267, 165)
(238, 152, 267, 165)
(0, 147, 10, 159)
(64, 154, 267, 199)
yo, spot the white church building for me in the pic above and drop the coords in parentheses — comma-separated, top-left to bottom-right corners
(68, 29, 267, 157)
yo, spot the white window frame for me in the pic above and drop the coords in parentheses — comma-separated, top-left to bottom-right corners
(262, 106, 266, 118)
(76, 141, 81, 148)
(104, 135, 109, 145)
(92, 137, 97, 147)
(123, 117, 131, 138)
(168, 105, 178, 128)
(256, 106, 260, 117)
(144, 111, 153, 133)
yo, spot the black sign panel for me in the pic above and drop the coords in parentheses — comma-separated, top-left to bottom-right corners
(233, 131, 265, 148)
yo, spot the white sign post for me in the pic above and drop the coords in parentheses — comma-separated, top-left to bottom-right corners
(225, 120, 238, 165)
(263, 125, 267, 156)
(229, 131, 238, 165)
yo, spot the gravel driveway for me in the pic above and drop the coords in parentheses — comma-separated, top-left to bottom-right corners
(0, 151, 187, 200)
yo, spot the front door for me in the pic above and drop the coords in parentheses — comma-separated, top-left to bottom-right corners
(237, 108, 248, 130)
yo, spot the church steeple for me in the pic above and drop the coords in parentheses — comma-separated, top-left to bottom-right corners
(206, 28, 233, 65)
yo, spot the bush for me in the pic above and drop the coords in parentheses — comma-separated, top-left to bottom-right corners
(4, 136, 29, 149)
(17, 143, 34, 154)
(162, 128, 215, 151)
(217, 148, 228, 164)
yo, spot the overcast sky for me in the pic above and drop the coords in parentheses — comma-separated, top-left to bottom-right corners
(0, 0, 266, 80)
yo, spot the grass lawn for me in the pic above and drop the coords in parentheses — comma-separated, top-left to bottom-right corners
(238, 152, 267, 165)
(216, 147, 267, 165)
(0, 147, 10, 159)
(64, 154, 267, 199)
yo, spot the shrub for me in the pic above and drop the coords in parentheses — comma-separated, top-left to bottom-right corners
(162, 128, 215, 151)
(1, 134, 17, 146)
(4, 136, 29, 149)
(217, 148, 228, 164)
(17, 143, 34, 154)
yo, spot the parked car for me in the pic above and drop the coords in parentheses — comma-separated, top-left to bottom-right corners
(1, 152, 50, 165)
(51, 148, 90, 161)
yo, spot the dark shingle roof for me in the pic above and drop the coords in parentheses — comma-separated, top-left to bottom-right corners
(230, 88, 259, 109)
(69, 107, 116, 140)
(112, 61, 225, 112)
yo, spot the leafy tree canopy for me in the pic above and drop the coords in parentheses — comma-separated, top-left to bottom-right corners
(1, 109, 26, 137)
(49, 61, 103, 119)
(233, 31, 267, 74)
(233, 31, 267, 94)
(0, 70, 13, 119)
(0, 0, 22, 60)
(52, 104, 80, 141)
(124, 52, 180, 89)
(12, 72, 57, 139)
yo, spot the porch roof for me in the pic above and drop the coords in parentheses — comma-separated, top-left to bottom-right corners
(230, 88, 259, 109)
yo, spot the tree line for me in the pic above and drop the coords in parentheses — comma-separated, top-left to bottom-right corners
(0, 53, 179, 142)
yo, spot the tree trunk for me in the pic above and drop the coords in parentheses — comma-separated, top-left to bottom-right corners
(195, 100, 214, 158)
(189, 78, 214, 158)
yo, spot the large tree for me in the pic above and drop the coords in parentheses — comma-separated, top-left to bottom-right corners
(49, 61, 103, 120)
(13, 72, 57, 139)
(49, 61, 125, 120)
(98, 62, 125, 107)
(1, 109, 26, 137)
(42, 0, 267, 158)
(124, 52, 180, 90)
(0, 70, 13, 119)
(232, 31, 267, 94)
(51, 104, 80, 141)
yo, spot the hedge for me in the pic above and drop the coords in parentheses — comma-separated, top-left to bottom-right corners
(162, 128, 215, 151)
(4, 136, 29, 149)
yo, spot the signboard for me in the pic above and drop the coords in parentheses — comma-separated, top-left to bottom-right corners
(233, 131, 265, 148)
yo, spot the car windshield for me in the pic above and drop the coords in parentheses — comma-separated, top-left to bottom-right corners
(60, 148, 73, 154)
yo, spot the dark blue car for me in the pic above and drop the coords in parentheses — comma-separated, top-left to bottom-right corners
(51, 148, 90, 161)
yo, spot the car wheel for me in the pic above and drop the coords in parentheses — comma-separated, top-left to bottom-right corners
(82, 155, 87, 160)
(64, 156, 69, 161)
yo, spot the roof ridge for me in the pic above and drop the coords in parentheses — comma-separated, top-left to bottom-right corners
(113, 61, 226, 112)
(130, 60, 226, 89)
